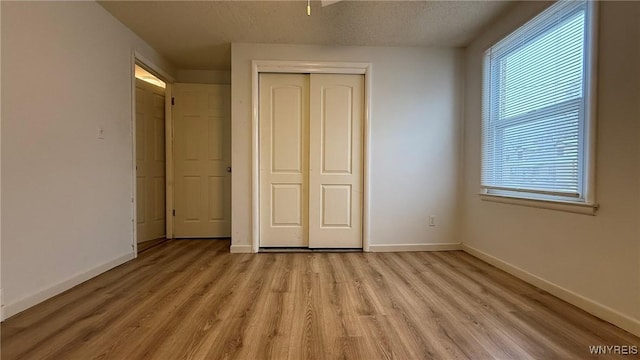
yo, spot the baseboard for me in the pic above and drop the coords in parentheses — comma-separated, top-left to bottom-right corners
(461, 244, 640, 338)
(368, 243, 462, 252)
(2, 252, 135, 320)
(230, 244, 253, 253)
(232, 243, 463, 253)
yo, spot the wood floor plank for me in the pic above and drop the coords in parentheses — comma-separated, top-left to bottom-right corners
(363, 253, 484, 359)
(405, 252, 570, 359)
(3, 240, 214, 360)
(104, 242, 236, 360)
(49, 240, 226, 360)
(353, 253, 471, 359)
(2, 240, 638, 360)
(3, 240, 192, 335)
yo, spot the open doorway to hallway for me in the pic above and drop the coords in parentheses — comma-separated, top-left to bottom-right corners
(134, 64, 168, 253)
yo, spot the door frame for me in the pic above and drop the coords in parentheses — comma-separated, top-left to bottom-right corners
(130, 51, 175, 256)
(250, 60, 373, 253)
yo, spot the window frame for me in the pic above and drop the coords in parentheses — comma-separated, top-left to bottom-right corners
(479, 0, 599, 215)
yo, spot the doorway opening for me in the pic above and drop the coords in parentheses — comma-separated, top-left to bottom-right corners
(132, 60, 171, 255)
(171, 83, 232, 239)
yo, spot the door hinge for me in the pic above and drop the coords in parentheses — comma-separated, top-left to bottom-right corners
(172, 209, 176, 216)
(171, 97, 175, 106)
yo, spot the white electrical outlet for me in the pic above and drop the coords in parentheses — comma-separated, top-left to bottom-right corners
(98, 127, 105, 139)
(429, 216, 436, 227)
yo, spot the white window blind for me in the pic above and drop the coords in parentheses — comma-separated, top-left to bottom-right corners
(482, 0, 593, 202)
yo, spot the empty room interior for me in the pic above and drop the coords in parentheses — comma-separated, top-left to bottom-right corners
(1, 0, 640, 358)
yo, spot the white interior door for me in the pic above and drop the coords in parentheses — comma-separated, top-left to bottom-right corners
(309, 74, 363, 248)
(259, 74, 309, 247)
(136, 79, 166, 243)
(173, 83, 231, 238)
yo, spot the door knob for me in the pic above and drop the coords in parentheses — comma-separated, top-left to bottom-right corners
(226, 167, 232, 173)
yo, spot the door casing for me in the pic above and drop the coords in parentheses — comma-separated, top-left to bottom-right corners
(250, 60, 372, 253)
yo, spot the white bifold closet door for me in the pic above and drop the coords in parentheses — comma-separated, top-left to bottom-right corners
(259, 73, 363, 249)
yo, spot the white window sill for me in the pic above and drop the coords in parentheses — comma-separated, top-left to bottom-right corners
(478, 193, 598, 215)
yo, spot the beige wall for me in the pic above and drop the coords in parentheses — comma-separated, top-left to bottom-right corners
(461, 1, 640, 335)
(176, 69, 230, 85)
(1, 1, 175, 319)
(231, 43, 464, 251)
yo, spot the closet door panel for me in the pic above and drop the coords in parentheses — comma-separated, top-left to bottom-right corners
(309, 74, 364, 249)
(259, 74, 310, 247)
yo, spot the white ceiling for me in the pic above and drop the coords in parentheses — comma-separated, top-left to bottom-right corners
(99, 0, 515, 70)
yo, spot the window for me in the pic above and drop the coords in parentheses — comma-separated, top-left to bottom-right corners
(481, 0, 596, 211)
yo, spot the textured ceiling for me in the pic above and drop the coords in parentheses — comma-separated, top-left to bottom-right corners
(99, 0, 514, 70)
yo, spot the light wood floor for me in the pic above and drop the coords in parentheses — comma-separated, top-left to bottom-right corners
(137, 237, 169, 254)
(2, 240, 638, 359)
